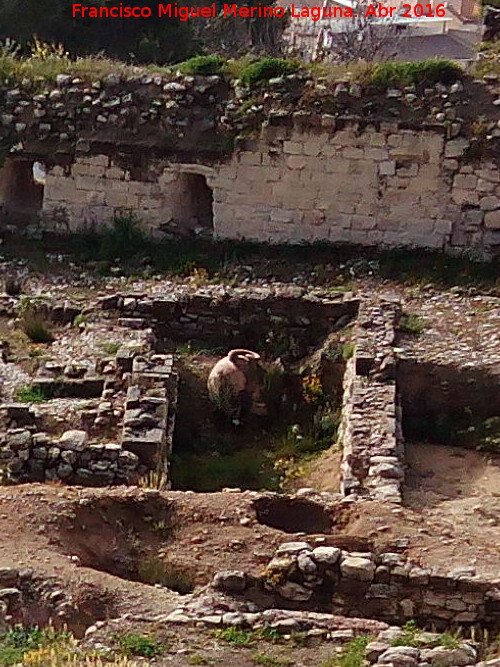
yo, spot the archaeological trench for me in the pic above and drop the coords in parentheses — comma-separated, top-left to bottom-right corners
(0, 63, 498, 664)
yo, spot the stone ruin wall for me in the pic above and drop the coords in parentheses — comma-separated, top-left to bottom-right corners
(211, 537, 500, 629)
(40, 128, 500, 256)
(0, 70, 498, 257)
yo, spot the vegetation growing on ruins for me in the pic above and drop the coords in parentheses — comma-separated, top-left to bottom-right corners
(18, 298, 53, 344)
(0, 625, 72, 666)
(367, 59, 464, 88)
(115, 632, 164, 658)
(14, 385, 48, 403)
(320, 635, 373, 667)
(398, 313, 426, 335)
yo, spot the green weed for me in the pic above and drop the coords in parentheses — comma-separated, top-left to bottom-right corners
(0, 625, 72, 666)
(214, 627, 256, 645)
(116, 632, 164, 658)
(341, 342, 355, 360)
(398, 313, 425, 335)
(100, 342, 121, 355)
(321, 635, 373, 667)
(15, 386, 48, 403)
(252, 653, 294, 665)
(188, 654, 215, 665)
(368, 59, 463, 88)
(177, 54, 226, 75)
(240, 58, 300, 86)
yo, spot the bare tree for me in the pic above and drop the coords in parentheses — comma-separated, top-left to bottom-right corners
(313, 0, 405, 63)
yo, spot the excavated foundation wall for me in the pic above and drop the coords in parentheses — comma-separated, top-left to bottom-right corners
(98, 288, 359, 351)
(398, 360, 500, 441)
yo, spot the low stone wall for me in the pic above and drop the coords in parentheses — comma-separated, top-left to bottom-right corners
(99, 287, 359, 353)
(338, 299, 404, 504)
(1, 428, 139, 485)
(398, 359, 500, 440)
(0, 567, 78, 631)
(215, 541, 500, 629)
(122, 354, 178, 484)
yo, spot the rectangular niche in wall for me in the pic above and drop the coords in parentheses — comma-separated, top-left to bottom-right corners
(0, 158, 45, 229)
(172, 171, 214, 236)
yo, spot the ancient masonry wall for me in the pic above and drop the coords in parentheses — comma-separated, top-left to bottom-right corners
(0, 293, 178, 486)
(41, 129, 500, 255)
(98, 288, 359, 351)
(213, 540, 500, 628)
(339, 299, 404, 504)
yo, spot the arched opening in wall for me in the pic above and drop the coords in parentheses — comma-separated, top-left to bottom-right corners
(173, 172, 214, 237)
(0, 158, 45, 229)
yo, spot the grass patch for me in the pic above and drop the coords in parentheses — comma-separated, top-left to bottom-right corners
(100, 342, 121, 355)
(321, 635, 372, 667)
(214, 627, 282, 647)
(368, 59, 463, 88)
(98, 212, 149, 261)
(240, 57, 300, 86)
(171, 447, 279, 492)
(137, 469, 169, 490)
(116, 632, 164, 658)
(391, 621, 462, 649)
(188, 655, 215, 665)
(177, 54, 226, 75)
(15, 386, 48, 403)
(252, 653, 295, 666)
(0, 625, 72, 666)
(405, 410, 500, 452)
(398, 313, 425, 335)
(214, 627, 256, 646)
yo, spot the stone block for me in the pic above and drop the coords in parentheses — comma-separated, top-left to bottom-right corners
(283, 141, 303, 155)
(286, 155, 307, 170)
(454, 174, 478, 190)
(485, 210, 500, 229)
(379, 161, 396, 176)
(238, 151, 262, 166)
(340, 556, 376, 581)
(444, 138, 469, 158)
(365, 147, 389, 161)
(452, 189, 479, 206)
(480, 196, 500, 211)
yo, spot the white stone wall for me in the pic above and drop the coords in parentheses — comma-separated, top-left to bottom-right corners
(41, 124, 500, 255)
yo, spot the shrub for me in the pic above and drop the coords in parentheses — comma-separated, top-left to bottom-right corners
(301, 373, 324, 405)
(368, 59, 463, 88)
(116, 632, 164, 658)
(398, 313, 425, 335)
(178, 54, 226, 75)
(99, 212, 149, 260)
(240, 58, 300, 86)
(15, 386, 48, 403)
